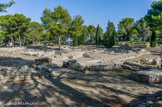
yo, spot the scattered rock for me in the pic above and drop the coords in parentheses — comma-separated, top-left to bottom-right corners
(140, 58, 161, 66)
(154, 101, 162, 107)
(83, 53, 92, 58)
(35, 58, 52, 65)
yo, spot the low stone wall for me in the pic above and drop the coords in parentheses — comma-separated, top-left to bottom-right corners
(0, 65, 53, 84)
(35, 58, 52, 65)
(116, 42, 150, 48)
(140, 58, 161, 66)
(132, 42, 150, 48)
(130, 69, 162, 83)
(63, 60, 121, 71)
(23, 49, 55, 58)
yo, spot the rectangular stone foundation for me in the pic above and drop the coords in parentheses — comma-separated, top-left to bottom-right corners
(131, 69, 162, 83)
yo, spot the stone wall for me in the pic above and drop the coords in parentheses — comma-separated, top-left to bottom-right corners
(130, 69, 162, 83)
(63, 60, 121, 72)
(0, 65, 54, 84)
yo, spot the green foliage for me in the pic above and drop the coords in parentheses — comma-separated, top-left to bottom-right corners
(69, 15, 84, 46)
(87, 25, 96, 42)
(79, 25, 88, 45)
(41, 5, 71, 51)
(150, 31, 157, 47)
(13, 14, 31, 46)
(0, 15, 13, 41)
(24, 22, 44, 44)
(145, 0, 162, 32)
(95, 24, 103, 44)
(99, 27, 103, 42)
(145, 0, 162, 45)
(111, 70, 132, 77)
(0, 14, 45, 46)
(73, 36, 79, 46)
(103, 21, 116, 48)
(118, 18, 134, 41)
(0, 0, 15, 12)
(130, 29, 138, 39)
(134, 18, 151, 42)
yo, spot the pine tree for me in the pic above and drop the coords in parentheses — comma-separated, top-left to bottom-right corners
(0, 0, 14, 12)
(69, 15, 84, 46)
(150, 31, 157, 47)
(145, 0, 162, 47)
(41, 5, 71, 51)
(95, 24, 100, 44)
(79, 25, 88, 45)
(118, 18, 134, 41)
(0, 14, 31, 47)
(134, 18, 151, 42)
(88, 25, 96, 42)
(73, 36, 79, 46)
(24, 22, 44, 45)
(103, 21, 116, 48)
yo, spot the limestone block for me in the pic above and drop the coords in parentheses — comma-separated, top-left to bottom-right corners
(35, 58, 52, 65)
(131, 69, 162, 83)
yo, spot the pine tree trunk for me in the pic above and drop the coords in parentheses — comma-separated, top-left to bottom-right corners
(23, 38, 25, 46)
(19, 34, 22, 47)
(32, 36, 35, 45)
(27, 41, 29, 46)
(78, 36, 80, 46)
(14, 39, 15, 47)
(73, 36, 79, 46)
(10, 29, 14, 47)
(11, 36, 14, 47)
(58, 36, 61, 51)
(143, 36, 145, 42)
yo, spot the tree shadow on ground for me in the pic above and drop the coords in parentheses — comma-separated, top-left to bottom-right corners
(123, 90, 162, 107)
(0, 61, 105, 106)
(0, 60, 162, 106)
(26, 46, 59, 51)
(66, 71, 162, 89)
(0, 56, 34, 67)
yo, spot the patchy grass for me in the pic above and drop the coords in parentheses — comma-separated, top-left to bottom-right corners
(95, 45, 106, 48)
(82, 69, 133, 77)
(110, 69, 133, 77)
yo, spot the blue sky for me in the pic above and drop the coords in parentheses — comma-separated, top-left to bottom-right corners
(1, 0, 156, 31)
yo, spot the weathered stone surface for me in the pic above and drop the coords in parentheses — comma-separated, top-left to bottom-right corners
(83, 53, 91, 58)
(63, 60, 121, 71)
(122, 62, 153, 71)
(35, 58, 52, 65)
(89, 64, 121, 71)
(0, 64, 55, 84)
(36, 65, 52, 72)
(131, 69, 162, 83)
(63, 60, 85, 71)
(154, 101, 162, 107)
(121, 64, 140, 71)
(140, 58, 161, 66)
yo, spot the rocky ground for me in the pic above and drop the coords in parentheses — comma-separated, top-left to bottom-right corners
(0, 45, 161, 107)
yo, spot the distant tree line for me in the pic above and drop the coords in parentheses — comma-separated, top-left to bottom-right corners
(0, 0, 161, 50)
(104, 0, 162, 48)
